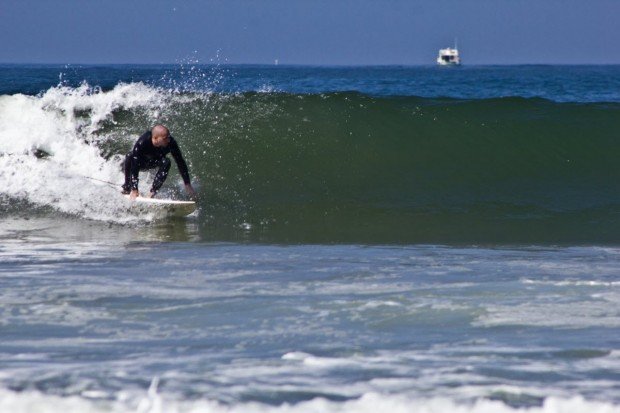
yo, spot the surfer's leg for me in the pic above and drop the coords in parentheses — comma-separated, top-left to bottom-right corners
(150, 157, 171, 195)
(121, 153, 132, 194)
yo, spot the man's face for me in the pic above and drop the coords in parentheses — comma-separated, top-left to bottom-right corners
(153, 133, 171, 148)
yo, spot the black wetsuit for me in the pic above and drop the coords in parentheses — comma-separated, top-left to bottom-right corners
(122, 131, 191, 195)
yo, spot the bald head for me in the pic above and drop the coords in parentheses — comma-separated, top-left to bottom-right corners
(152, 125, 169, 138)
(151, 125, 171, 147)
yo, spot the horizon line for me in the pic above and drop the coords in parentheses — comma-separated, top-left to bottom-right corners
(1, 62, 619, 68)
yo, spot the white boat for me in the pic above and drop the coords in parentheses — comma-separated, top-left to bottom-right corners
(437, 43, 461, 66)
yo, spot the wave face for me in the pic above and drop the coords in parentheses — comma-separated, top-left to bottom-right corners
(2, 82, 620, 243)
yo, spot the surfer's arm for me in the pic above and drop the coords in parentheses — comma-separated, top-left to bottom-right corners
(169, 140, 196, 200)
(169, 139, 191, 185)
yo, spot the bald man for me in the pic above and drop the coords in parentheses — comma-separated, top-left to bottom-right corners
(122, 125, 197, 200)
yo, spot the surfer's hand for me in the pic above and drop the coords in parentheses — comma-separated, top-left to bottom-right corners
(130, 189, 139, 200)
(185, 184, 197, 200)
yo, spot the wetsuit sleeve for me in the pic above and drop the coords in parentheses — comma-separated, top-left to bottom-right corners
(129, 133, 148, 190)
(169, 138, 191, 185)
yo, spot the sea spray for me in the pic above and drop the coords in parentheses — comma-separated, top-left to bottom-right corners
(0, 82, 177, 222)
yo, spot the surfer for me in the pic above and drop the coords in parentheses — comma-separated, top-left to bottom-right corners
(122, 125, 197, 200)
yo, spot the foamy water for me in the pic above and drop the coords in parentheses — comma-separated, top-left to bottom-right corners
(1, 227, 619, 412)
(1, 389, 619, 413)
(0, 82, 187, 222)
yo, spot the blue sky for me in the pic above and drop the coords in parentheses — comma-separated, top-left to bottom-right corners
(1, 0, 618, 65)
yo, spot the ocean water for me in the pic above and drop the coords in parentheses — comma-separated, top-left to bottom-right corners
(1, 64, 619, 413)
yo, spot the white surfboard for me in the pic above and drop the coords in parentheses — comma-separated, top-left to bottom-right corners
(124, 195, 196, 217)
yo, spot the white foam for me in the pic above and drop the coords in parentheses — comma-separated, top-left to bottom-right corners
(0, 83, 169, 222)
(281, 352, 358, 368)
(0, 388, 618, 413)
(474, 299, 620, 328)
(359, 300, 403, 310)
(521, 279, 620, 287)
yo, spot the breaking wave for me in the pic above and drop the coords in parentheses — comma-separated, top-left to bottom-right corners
(2, 82, 620, 243)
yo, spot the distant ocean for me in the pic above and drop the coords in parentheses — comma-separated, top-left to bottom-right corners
(1, 64, 619, 413)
